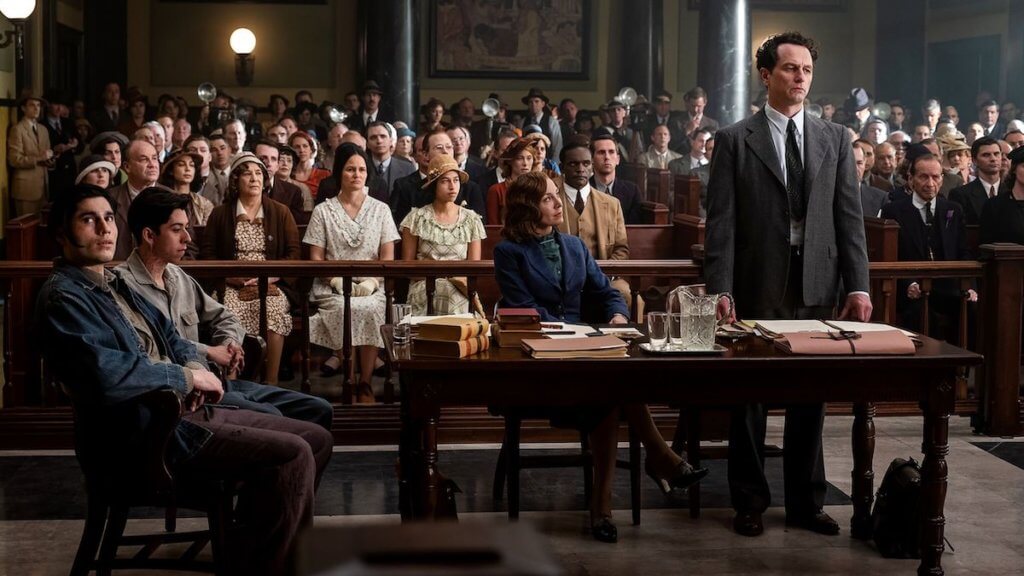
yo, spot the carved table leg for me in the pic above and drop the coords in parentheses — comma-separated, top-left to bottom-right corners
(850, 401, 876, 539)
(918, 373, 954, 576)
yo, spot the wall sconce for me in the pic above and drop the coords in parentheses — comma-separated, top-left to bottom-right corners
(0, 0, 36, 61)
(229, 27, 256, 86)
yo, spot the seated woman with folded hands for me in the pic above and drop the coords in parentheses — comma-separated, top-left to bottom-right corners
(303, 144, 400, 404)
(493, 172, 708, 544)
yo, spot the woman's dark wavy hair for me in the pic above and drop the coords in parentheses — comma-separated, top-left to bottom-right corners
(331, 143, 372, 181)
(755, 31, 818, 71)
(501, 172, 549, 243)
(1004, 155, 1024, 195)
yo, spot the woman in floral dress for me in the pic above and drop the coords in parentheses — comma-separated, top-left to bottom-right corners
(400, 154, 486, 315)
(200, 153, 300, 385)
(303, 144, 400, 404)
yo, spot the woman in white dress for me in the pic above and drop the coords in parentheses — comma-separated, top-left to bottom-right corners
(400, 154, 486, 315)
(303, 144, 400, 404)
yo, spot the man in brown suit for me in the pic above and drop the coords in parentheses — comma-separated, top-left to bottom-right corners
(8, 95, 53, 216)
(556, 137, 632, 307)
(108, 139, 160, 259)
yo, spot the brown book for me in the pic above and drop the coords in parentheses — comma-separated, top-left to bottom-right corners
(412, 335, 491, 358)
(417, 317, 490, 341)
(492, 324, 547, 348)
(521, 335, 628, 359)
(774, 330, 916, 355)
(496, 308, 542, 329)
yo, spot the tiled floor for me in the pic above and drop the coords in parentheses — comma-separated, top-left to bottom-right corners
(2, 415, 1023, 575)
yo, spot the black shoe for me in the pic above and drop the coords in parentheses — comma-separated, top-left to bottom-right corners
(785, 509, 840, 535)
(733, 511, 764, 537)
(645, 459, 709, 495)
(590, 517, 618, 543)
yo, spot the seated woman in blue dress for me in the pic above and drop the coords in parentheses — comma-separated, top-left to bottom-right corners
(493, 172, 708, 543)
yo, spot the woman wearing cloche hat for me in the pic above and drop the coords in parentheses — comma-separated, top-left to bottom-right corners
(399, 154, 486, 317)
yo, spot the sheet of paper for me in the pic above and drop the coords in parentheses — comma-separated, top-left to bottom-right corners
(541, 323, 594, 339)
(753, 320, 832, 335)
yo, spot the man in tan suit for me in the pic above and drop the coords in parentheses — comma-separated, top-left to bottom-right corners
(8, 95, 53, 216)
(556, 136, 633, 309)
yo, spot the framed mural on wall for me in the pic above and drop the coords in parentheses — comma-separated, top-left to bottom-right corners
(430, 0, 591, 80)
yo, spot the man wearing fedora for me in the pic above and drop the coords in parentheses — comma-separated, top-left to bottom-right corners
(844, 88, 878, 135)
(522, 87, 563, 160)
(8, 95, 53, 216)
(347, 81, 389, 135)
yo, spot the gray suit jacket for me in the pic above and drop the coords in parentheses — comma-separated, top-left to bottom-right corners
(704, 110, 869, 313)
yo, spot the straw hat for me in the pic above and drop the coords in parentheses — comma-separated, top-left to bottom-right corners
(421, 154, 468, 189)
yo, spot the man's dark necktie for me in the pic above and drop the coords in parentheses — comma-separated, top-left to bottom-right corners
(574, 192, 585, 215)
(376, 162, 385, 178)
(925, 200, 934, 225)
(990, 184, 997, 198)
(785, 119, 805, 222)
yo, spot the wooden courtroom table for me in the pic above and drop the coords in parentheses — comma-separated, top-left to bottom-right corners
(385, 327, 982, 576)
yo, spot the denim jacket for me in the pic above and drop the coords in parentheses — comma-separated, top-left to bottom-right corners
(35, 259, 212, 464)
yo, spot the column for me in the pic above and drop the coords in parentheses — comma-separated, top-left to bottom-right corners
(1008, 0, 1024, 103)
(696, 0, 750, 126)
(618, 0, 664, 101)
(360, 0, 418, 128)
(874, 0, 925, 110)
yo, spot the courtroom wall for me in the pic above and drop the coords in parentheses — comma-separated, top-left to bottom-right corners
(126, 0, 359, 107)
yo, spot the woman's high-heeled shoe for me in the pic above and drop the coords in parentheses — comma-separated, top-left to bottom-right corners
(590, 516, 618, 543)
(645, 458, 709, 495)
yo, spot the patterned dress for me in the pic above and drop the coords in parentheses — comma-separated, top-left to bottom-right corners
(303, 195, 400, 349)
(400, 205, 487, 316)
(222, 219, 293, 337)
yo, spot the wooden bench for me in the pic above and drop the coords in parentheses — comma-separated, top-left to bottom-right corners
(673, 174, 702, 217)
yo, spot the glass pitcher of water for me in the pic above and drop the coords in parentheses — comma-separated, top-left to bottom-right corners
(667, 284, 728, 350)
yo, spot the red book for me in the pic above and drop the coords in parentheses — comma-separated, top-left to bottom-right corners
(496, 308, 542, 330)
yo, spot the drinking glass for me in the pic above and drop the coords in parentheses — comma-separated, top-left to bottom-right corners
(668, 312, 686, 349)
(392, 303, 412, 344)
(646, 312, 668, 349)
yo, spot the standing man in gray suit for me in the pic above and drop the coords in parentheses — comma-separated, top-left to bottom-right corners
(704, 31, 872, 539)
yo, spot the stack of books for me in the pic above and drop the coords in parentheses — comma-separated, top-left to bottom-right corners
(520, 335, 629, 359)
(492, 308, 545, 348)
(412, 316, 491, 358)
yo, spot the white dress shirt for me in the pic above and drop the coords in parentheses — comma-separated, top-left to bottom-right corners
(563, 182, 592, 209)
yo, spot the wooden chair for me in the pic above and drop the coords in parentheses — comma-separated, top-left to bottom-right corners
(490, 409, 643, 525)
(68, 388, 235, 575)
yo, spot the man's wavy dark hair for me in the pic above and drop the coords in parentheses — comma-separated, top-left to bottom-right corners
(755, 31, 819, 72)
(48, 184, 117, 243)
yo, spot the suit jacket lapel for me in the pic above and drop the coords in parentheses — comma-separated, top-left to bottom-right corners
(745, 111, 785, 189)
(557, 233, 576, 294)
(525, 239, 561, 290)
(802, 115, 828, 191)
